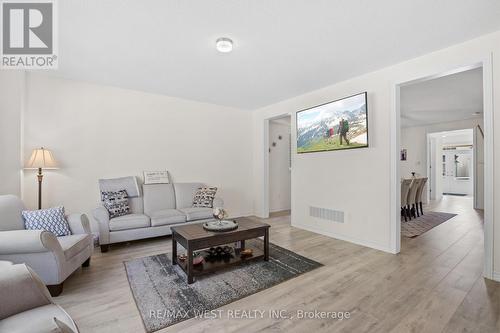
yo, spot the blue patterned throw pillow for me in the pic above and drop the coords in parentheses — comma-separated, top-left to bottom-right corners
(22, 206, 72, 236)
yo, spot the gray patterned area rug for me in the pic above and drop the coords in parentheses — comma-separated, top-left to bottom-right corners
(124, 239, 322, 332)
(401, 211, 457, 238)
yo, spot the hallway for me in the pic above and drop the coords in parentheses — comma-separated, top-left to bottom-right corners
(398, 195, 496, 331)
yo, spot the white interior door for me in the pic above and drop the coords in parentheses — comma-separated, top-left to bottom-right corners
(442, 149, 473, 195)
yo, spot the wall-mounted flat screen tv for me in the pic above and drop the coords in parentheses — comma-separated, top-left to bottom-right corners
(296, 92, 368, 153)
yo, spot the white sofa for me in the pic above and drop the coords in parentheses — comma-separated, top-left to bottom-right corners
(0, 261, 79, 332)
(0, 195, 93, 296)
(93, 182, 223, 252)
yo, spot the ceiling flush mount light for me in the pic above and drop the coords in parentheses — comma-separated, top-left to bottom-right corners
(216, 37, 233, 53)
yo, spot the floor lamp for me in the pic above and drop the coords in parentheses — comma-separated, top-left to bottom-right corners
(25, 148, 58, 210)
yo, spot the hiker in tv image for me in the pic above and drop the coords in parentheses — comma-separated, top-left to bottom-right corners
(326, 127, 335, 144)
(339, 118, 350, 145)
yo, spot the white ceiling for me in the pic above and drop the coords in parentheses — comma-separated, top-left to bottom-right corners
(401, 67, 483, 128)
(52, 1, 500, 109)
(429, 129, 473, 145)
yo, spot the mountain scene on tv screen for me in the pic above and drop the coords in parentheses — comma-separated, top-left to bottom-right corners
(297, 94, 367, 153)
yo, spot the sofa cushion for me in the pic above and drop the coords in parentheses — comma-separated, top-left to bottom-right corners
(173, 183, 204, 209)
(143, 184, 176, 215)
(22, 206, 71, 237)
(58, 234, 91, 260)
(99, 176, 141, 197)
(99, 177, 144, 214)
(109, 214, 150, 231)
(0, 260, 13, 269)
(101, 190, 130, 218)
(178, 207, 213, 221)
(0, 304, 77, 333)
(150, 209, 186, 227)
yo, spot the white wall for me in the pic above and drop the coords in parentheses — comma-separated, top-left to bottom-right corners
(253, 30, 500, 276)
(0, 71, 24, 196)
(269, 119, 291, 212)
(23, 74, 254, 230)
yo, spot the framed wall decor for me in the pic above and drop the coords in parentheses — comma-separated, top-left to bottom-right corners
(401, 149, 407, 161)
(143, 170, 170, 184)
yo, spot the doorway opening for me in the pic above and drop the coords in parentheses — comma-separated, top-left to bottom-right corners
(268, 115, 292, 219)
(427, 128, 483, 203)
(392, 60, 494, 280)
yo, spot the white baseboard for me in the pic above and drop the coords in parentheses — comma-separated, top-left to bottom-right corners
(270, 207, 291, 213)
(232, 211, 256, 219)
(291, 222, 393, 254)
(493, 271, 500, 282)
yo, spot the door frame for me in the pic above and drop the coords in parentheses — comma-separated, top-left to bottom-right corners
(262, 113, 292, 218)
(473, 126, 485, 210)
(390, 56, 494, 280)
(426, 132, 443, 202)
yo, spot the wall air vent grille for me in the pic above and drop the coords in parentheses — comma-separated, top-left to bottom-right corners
(309, 206, 344, 223)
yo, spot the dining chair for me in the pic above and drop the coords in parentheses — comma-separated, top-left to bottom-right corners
(407, 178, 422, 218)
(415, 177, 428, 216)
(401, 179, 413, 222)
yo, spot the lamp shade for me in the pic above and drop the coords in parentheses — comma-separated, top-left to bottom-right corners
(25, 147, 58, 169)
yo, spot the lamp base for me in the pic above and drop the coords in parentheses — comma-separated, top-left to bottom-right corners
(37, 167, 43, 210)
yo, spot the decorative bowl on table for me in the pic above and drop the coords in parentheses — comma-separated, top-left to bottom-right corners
(203, 208, 238, 232)
(213, 207, 227, 220)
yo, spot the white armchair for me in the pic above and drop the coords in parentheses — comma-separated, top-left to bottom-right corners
(0, 195, 93, 296)
(0, 261, 79, 332)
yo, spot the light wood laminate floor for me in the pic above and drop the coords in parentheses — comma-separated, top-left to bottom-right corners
(56, 196, 499, 332)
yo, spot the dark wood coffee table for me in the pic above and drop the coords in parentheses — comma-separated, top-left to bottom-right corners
(171, 218, 270, 284)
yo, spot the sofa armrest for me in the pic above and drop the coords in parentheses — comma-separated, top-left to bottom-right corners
(213, 197, 224, 208)
(67, 213, 91, 235)
(0, 230, 62, 255)
(92, 206, 110, 245)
